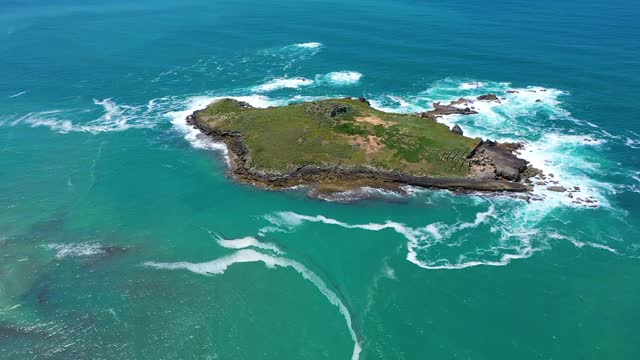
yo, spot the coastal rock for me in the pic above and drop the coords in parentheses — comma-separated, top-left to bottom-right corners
(506, 90, 519, 94)
(420, 112, 437, 121)
(357, 97, 370, 106)
(451, 124, 464, 135)
(306, 102, 348, 117)
(418, 98, 480, 120)
(497, 142, 524, 153)
(450, 98, 473, 106)
(547, 186, 567, 192)
(421, 102, 478, 119)
(476, 94, 500, 101)
(469, 140, 528, 181)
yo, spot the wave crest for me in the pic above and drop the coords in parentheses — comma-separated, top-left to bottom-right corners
(144, 235, 361, 360)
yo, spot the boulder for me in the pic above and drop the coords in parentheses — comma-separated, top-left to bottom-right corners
(450, 98, 473, 106)
(469, 140, 528, 181)
(451, 124, 464, 135)
(357, 97, 370, 106)
(430, 102, 477, 115)
(306, 102, 349, 117)
(476, 94, 499, 101)
(546, 186, 567, 192)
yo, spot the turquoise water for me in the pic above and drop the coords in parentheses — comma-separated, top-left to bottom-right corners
(1, 0, 640, 358)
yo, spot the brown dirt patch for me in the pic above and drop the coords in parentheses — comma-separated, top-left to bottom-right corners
(353, 135, 384, 155)
(355, 115, 394, 127)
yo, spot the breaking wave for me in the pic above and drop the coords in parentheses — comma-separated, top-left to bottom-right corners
(251, 71, 362, 93)
(294, 42, 323, 49)
(316, 71, 363, 86)
(253, 77, 315, 92)
(145, 235, 361, 360)
(368, 78, 638, 207)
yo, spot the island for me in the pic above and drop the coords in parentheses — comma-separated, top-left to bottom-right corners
(186, 97, 541, 196)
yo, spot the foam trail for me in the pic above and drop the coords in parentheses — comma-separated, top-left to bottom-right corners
(8, 91, 28, 98)
(145, 249, 362, 360)
(547, 233, 619, 254)
(625, 137, 640, 149)
(261, 201, 623, 270)
(8, 98, 163, 133)
(216, 236, 284, 254)
(266, 210, 506, 270)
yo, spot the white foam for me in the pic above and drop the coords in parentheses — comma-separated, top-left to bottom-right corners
(368, 79, 615, 209)
(317, 71, 363, 86)
(520, 133, 609, 208)
(253, 77, 314, 92)
(9, 98, 161, 134)
(261, 196, 622, 270)
(262, 209, 526, 270)
(295, 42, 322, 49)
(387, 95, 411, 108)
(547, 233, 619, 254)
(458, 82, 487, 90)
(625, 137, 640, 149)
(166, 95, 287, 158)
(165, 96, 230, 161)
(310, 186, 404, 202)
(44, 243, 104, 259)
(268, 209, 517, 270)
(145, 249, 361, 360)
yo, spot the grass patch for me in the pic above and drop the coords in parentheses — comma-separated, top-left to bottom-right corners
(196, 98, 480, 176)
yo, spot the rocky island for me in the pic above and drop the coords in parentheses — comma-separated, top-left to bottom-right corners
(186, 97, 541, 196)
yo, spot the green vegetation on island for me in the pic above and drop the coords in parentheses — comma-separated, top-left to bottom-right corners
(194, 98, 480, 177)
(186, 97, 532, 194)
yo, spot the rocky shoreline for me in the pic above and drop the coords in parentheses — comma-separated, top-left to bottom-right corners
(185, 97, 546, 196)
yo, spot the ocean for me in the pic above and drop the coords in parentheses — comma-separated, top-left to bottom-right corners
(1, 0, 639, 359)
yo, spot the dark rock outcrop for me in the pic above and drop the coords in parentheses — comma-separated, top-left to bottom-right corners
(451, 124, 464, 135)
(357, 97, 370, 106)
(450, 98, 473, 106)
(469, 140, 528, 181)
(306, 102, 348, 117)
(547, 186, 567, 192)
(476, 94, 500, 101)
(420, 101, 478, 120)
